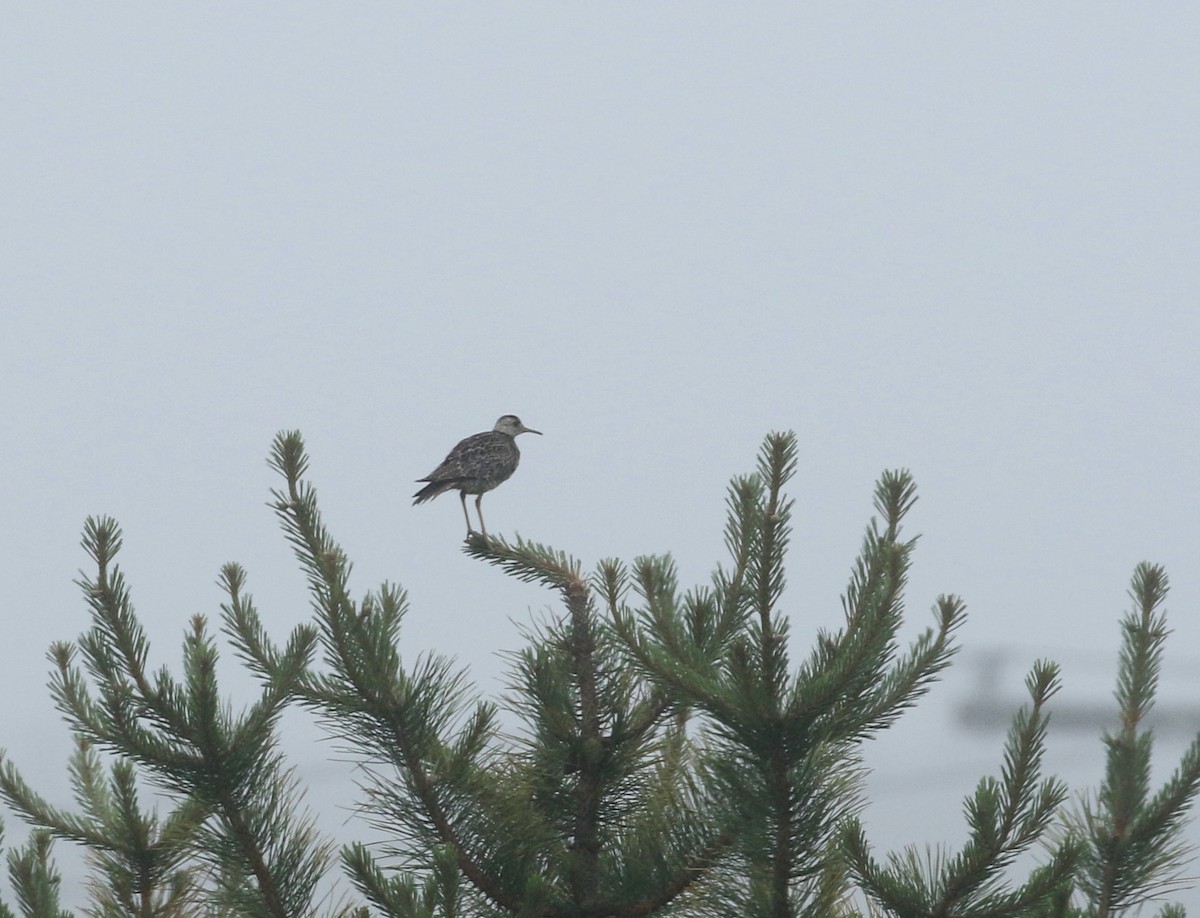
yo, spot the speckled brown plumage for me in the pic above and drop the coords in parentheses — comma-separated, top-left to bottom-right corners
(413, 415, 541, 537)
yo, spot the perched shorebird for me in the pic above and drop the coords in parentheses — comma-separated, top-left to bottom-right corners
(413, 415, 542, 537)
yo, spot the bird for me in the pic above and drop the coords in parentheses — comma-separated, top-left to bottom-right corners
(413, 415, 542, 538)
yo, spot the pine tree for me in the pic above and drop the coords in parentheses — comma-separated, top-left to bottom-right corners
(0, 430, 1196, 916)
(0, 518, 341, 918)
(842, 660, 1080, 916)
(0, 739, 206, 917)
(267, 431, 729, 916)
(1066, 563, 1200, 917)
(604, 434, 963, 916)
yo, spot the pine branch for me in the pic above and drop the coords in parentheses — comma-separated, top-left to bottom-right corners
(792, 473, 922, 731)
(463, 532, 584, 592)
(803, 595, 964, 748)
(42, 513, 335, 918)
(612, 560, 754, 744)
(1, 741, 210, 918)
(0, 822, 15, 918)
(751, 432, 797, 682)
(6, 831, 70, 918)
(751, 440, 805, 918)
(846, 661, 1077, 917)
(465, 490, 737, 915)
(1071, 563, 1200, 916)
(714, 474, 763, 635)
(268, 433, 522, 915)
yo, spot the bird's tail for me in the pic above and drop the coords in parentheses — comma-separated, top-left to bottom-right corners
(412, 480, 453, 505)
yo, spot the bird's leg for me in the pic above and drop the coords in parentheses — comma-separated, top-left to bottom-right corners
(459, 491, 474, 534)
(475, 494, 488, 539)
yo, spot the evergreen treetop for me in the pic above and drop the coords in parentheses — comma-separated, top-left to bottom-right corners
(0, 430, 1195, 917)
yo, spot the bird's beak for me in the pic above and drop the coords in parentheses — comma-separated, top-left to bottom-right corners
(523, 425, 543, 435)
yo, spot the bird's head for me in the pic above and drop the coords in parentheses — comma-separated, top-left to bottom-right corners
(494, 415, 542, 437)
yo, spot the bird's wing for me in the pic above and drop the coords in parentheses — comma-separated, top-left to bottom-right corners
(420, 431, 490, 481)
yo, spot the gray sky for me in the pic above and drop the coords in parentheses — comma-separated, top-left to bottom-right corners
(3, 4, 1199, 910)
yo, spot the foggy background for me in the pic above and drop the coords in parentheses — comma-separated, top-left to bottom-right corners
(3, 5, 1198, 911)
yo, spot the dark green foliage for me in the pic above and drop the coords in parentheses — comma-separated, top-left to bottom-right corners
(9, 835, 69, 918)
(1065, 564, 1200, 916)
(0, 741, 205, 917)
(0, 515, 337, 917)
(844, 661, 1081, 916)
(268, 429, 728, 916)
(607, 435, 964, 917)
(0, 823, 67, 918)
(0, 430, 1196, 916)
(843, 563, 1200, 918)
